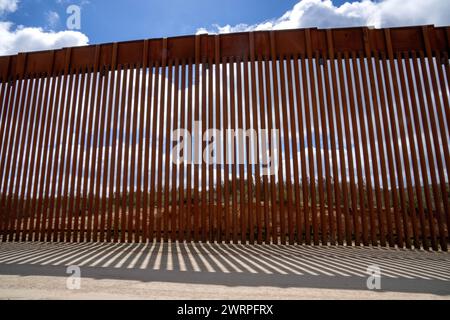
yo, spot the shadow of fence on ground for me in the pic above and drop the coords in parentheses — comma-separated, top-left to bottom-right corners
(0, 242, 449, 295)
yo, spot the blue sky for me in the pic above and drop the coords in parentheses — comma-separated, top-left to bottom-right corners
(7, 0, 327, 43)
(1, 0, 449, 55)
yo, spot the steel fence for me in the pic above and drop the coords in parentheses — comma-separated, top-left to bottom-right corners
(0, 25, 449, 250)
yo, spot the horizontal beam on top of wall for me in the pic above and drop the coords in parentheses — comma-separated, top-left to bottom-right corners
(0, 25, 449, 82)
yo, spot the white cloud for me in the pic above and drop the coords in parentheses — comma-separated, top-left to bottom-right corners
(0, 0, 18, 15)
(0, 21, 89, 55)
(197, 0, 450, 34)
(0, 0, 89, 55)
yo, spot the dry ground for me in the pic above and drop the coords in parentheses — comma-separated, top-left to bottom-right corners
(0, 241, 449, 299)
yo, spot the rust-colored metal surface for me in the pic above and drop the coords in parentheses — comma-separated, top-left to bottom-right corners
(0, 25, 449, 250)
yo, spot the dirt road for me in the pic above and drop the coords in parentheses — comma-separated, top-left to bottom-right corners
(0, 242, 449, 299)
